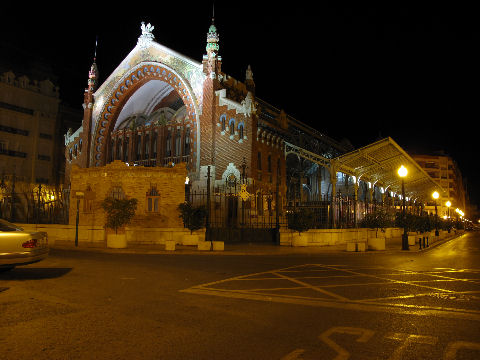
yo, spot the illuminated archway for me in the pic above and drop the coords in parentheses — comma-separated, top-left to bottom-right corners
(92, 62, 200, 170)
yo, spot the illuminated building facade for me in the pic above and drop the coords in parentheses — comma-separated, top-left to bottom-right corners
(64, 20, 347, 223)
(411, 152, 466, 218)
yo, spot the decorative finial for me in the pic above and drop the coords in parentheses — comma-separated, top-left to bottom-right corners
(246, 65, 253, 81)
(138, 21, 155, 47)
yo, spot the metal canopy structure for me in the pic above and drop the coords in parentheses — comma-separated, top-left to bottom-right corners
(285, 137, 443, 202)
(332, 137, 443, 201)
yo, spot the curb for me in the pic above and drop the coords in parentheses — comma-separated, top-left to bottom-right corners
(48, 234, 464, 256)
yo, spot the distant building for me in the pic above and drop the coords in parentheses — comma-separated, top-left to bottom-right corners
(410, 152, 466, 219)
(0, 69, 60, 185)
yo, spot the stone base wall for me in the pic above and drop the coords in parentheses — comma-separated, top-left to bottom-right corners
(69, 160, 187, 228)
(16, 223, 205, 247)
(280, 227, 405, 247)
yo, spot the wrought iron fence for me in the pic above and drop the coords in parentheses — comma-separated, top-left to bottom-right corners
(0, 182, 69, 224)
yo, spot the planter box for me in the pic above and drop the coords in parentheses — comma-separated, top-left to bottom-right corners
(357, 242, 366, 252)
(182, 233, 201, 246)
(197, 241, 211, 251)
(346, 242, 356, 252)
(107, 233, 127, 249)
(197, 241, 224, 251)
(292, 233, 308, 247)
(368, 236, 386, 251)
(212, 241, 224, 251)
(346, 241, 366, 252)
(165, 240, 175, 251)
(408, 235, 416, 246)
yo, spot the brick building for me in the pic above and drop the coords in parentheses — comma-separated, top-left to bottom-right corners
(64, 20, 348, 228)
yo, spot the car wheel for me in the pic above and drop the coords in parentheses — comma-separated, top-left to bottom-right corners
(0, 266, 15, 273)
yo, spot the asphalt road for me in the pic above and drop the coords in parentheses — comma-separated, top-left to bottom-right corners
(1, 232, 479, 359)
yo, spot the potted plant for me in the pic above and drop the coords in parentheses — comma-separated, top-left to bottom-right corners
(360, 208, 391, 250)
(101, 197, 138, 248)
(287, 207, 314, 246)
(177, 202, 209, 249)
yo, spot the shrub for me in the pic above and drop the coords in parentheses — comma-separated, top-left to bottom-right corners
(101, 197, 138, 234)
(177, 202, 207, 234)
(360, 208, 392, 236)
(287, 208, 314, 235)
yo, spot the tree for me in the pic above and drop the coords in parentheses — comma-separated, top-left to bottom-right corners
(287, 207, 314, 235)
(177, 202, 207, 234)
(101, 197, 138, 234)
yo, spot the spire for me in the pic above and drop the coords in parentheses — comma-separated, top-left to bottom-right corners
(87, 37, 99, 91)
(206, 11, 219, 57)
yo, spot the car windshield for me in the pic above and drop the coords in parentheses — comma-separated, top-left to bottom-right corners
(0, 219, 23, 232)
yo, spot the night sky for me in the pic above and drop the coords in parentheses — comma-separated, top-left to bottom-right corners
(1, 4, 478, 209)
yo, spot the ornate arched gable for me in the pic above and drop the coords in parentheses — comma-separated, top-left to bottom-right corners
(90, 30, 205, 171)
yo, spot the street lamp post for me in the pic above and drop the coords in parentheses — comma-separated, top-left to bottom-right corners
(398, 165, 409, 250)
(432, 191, 439, 237)
(446, 200, 451, 219)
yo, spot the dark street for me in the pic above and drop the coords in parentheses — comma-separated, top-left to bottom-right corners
(1, 233, 480, 359)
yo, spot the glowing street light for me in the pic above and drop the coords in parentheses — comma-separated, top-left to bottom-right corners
(446, 200, 451, 218)
(432, 191, 439, 236)
(397, 165, 408, 250)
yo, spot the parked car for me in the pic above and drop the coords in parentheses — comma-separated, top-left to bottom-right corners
(0, 219, 49, 272)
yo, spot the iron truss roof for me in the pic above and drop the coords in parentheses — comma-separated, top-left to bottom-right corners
(332, 137, 444, 201)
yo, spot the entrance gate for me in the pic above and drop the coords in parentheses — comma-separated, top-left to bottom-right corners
(187, 189, 279, 243)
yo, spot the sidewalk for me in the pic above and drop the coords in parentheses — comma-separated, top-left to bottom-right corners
(51, 233, 461, 256)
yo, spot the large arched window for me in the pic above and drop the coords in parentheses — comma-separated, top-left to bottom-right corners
(229, 119, 235, 136)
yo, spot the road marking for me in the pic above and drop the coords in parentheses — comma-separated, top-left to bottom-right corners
(319, 326, 374, 360)
(280, 349, 305, 360)
(272, 271, 349, 301)
(182, 264, 480, 321)
(385, 333, 437, 360)
(317, 264, 458, 294)
(444, 341, 480, 360)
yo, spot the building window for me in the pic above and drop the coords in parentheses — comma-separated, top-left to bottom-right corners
(117, 139, 122, 160)
(166, 129, 172, 157)
(79, 139, 83, 152)
(136, 134, 142, 160)
(39, 132, 52, 140)
(257, 152, 262, 170)
(152, 132, 157, 158)
(144, 134, 150, 159)
(184, 127, 191, 156)
(38, 154, 51, 161)
(175, 129, 182, 156)
(229, 119, 235, 136)
(146, 185, 160, 212)
(124, 137, 129, 162)
(220, 114, 226, 131)
(267, 155, 272, 172)
(238, 124, 244, 140)
(110, 186, 125, 200)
